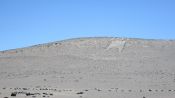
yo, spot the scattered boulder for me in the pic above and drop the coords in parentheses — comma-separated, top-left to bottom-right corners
(76, 92, 84, 94)
(84, 90, 88, 91)
(128, 90, 132, 92)
(23, 88, 28, 90)
(11, 92, 17, 96)
(26, 93, 35, 96)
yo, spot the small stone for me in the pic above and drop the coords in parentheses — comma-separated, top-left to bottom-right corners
(76, 92, 84, 94)
(11, 92, 17, 96)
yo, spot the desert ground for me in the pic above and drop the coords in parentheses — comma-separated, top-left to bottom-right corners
(0, 37, 175, 98)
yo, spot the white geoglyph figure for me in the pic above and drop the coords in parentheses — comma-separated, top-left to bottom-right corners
(107, 38, 126, 52)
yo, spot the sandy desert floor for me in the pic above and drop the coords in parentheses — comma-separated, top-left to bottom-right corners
(0, 37, 175, 98)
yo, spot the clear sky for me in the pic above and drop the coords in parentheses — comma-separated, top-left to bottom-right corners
(0, 0, 175, 51)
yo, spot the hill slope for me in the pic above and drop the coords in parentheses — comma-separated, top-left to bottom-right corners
(0, 37, 175, 98)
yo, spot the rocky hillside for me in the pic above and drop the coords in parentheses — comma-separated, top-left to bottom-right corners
(0, 37, 175, 98)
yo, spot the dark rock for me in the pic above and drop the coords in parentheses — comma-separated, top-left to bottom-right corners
(23, 88, 28, 90)
(97, 89, 101, 91)
(76, 92, 84, 94)
(84, 90, 88, 91)
(26, 93, 35, 96)
(128, 90, 132, 92)
(43, 93, 48, 95)
(11, 92, 17, 96)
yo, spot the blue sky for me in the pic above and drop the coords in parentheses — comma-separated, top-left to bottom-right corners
(0, 0, 175, 51)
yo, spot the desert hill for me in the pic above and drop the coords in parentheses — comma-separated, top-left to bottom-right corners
(0, 37, 175, 98)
